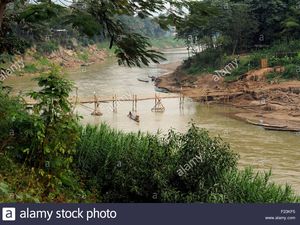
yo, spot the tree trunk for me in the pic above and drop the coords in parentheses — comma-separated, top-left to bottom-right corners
(232, 39, 238, 56)
(210, 35, 214, 48)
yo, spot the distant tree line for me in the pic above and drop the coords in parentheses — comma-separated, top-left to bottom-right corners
(118, 15, 172, 38)
(176, 0, 300, 55)
(0, 0, 185, 66)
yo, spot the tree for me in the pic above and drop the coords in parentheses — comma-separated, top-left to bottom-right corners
(215, 2, 258, 54)
(176, 1, 217, 44)
(281, 1, 300, 42)
(176, 0, 258, 54)
(68, 0, 183, 66)
(241, 0, 288, 44)
(0, 0, 13, 29)
(1, 0, 187, 66)
(25, 66, 80, 191)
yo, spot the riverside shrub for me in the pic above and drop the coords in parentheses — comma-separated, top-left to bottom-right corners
(75, 124, 299, 203)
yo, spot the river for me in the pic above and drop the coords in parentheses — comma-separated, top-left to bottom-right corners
(4, 48, 300, 193)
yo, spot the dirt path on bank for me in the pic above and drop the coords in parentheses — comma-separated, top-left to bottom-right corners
(156, 63, 300, 131)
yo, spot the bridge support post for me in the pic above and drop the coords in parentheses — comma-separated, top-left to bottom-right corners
(91, 92, 103, 116)
(179, 88, 184, 109)
(151, 94, 165, 112)
(132, 94, 138, 112)
(112, 94, 117, 113)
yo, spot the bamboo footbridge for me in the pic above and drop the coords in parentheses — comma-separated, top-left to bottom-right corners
(24, 90, 244, 122)
(24, 93, 181, 105)
(24, 91, 243, 106)
(24, 92, 183, 122)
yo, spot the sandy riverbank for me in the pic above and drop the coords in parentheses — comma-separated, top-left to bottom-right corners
(157, 62, 300, 131)
(31, 45, 107, 68)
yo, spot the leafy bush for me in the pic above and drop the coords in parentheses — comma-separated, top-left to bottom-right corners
(182, 48, 225, 74)
(268, 55, 300, 67)
(77, 50, 89, 62)
(230, 60, 250, 78)
(75, 123, 299, 203)
(0, 68, 92, 203)
(267, 40, 300, 53)
(0, 86, 31, 155)
(76, 124, 176, 202)
(281, 64, 300, 80)
(24, 64, 38, 73)
(0, 154, 92, 203)
(25, 66, 80, 177)
(37, 57, 51, 66)
(227, 53, 262, 80)
(0, 35, 30, 55)
(266, 72, 282, 82)
(36, 41, 59, 55)
(249, 52, 265, 68)
(0, 53, 13, 64)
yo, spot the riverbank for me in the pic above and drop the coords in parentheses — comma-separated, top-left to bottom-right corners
(4, 49, 300, 193)
(1, 45, 108, 82)
(156, 63, 300, 132)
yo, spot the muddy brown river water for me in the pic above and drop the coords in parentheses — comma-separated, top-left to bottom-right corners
(4, 48, 300, 193)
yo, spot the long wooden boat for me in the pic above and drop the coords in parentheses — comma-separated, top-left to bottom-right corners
(137, 78, 149, 83)
(155, 87, 169, 93)
(128, 111, 140, 122)
(246, 119, 287, 129)
(264, 127, 300, 132)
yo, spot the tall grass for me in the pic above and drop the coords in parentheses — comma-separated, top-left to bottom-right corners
(182, 48, 225, 75)
(75, 123, 299, 203)
(210, 168, 299, 203)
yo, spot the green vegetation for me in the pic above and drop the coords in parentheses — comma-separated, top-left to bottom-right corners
(23, 63, 38, 74)
(36, 41, 60, 55)
(150, 37, 185, 49)
(76, 124, 237, 202)
(0, 66, 89, 202)
(177, 0, 300, 54)
(75, 124, 298, 203)
(0, 154, 93, 203)
(229, 41, 300, 81)
(77, 50, 90, 63)
(177, 0, 300, 81)
(216, 168, 298, 203)
(1, 0, 300, 204)
(0, 0, 187, 67)
(182, 48, 225, 75)
(1, 70, 299, 203)
(181, 40, 300, 81)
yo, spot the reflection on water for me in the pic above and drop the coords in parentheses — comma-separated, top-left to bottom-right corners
(4, 48, 300, 193)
